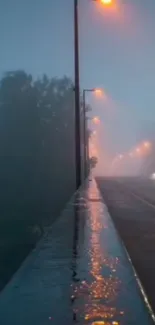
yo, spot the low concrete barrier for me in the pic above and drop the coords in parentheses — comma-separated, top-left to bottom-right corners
(0, 178, 154, 324)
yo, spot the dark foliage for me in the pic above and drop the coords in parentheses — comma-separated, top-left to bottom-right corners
(0, 71, 76, 289)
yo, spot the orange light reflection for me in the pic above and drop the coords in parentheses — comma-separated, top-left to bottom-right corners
(71, 182, 124, 323)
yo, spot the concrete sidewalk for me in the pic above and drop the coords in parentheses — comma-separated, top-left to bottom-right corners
(0, 179, 154, 324)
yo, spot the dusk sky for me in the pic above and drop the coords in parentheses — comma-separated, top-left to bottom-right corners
(1, 0, 155, 160)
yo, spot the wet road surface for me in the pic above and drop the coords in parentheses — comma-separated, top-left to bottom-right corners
(96, 177, 155, 313)
(0, 178, 154, 324)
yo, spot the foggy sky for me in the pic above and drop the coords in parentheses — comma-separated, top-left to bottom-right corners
(1, 0, 155, 157)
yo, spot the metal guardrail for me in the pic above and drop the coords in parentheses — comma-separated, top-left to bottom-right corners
(0, 178, 154, 324)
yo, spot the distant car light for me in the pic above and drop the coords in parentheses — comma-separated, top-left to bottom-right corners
(150, 173, 155, 180)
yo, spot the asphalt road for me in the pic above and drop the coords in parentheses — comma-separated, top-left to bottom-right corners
(96, 176, 155, 312)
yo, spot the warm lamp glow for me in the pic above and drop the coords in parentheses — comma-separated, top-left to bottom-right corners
(94, 88, 106, 99)
(101, 0, 112, 5)
(92, 116, 100, 125)
(144, 141, 151, 149)
(94, 88, 102, 95)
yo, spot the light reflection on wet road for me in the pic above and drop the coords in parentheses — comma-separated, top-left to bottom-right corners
(71, 181, 123, 324)
(71, 179, 155, 324)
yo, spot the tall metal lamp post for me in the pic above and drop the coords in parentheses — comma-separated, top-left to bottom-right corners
(74, 0, 111, 188)
(74, 0, 81, 190)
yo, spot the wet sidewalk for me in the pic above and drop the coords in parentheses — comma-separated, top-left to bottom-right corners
(0, 179, 154, 324)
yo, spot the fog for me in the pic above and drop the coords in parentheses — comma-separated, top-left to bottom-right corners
(91, 116, 155, 178)
(0, 0, 155, 289)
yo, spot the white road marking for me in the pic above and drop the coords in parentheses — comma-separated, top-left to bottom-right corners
(130, 191, 155, 211)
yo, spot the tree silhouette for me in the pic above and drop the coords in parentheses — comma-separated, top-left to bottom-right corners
(0, 70, 76, 290)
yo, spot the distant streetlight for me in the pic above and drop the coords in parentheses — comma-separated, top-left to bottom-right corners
(144, 141, 151, 149)
(94, 88, 103, 96)
(92, 116, 101, 125)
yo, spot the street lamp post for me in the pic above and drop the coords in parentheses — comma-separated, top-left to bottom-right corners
(74, 0, 81, 189)
(74, 0, 111, 187)
(83, 88, 96, 178)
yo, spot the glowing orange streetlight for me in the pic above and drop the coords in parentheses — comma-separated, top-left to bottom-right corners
(94, 88, 107, 99)
(101, 0, 112, 5)
(83, 88, 103, 97)
(94, 88, 103, 96)
(92, 116, 100, 125)
(143, 141, 151, 149)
